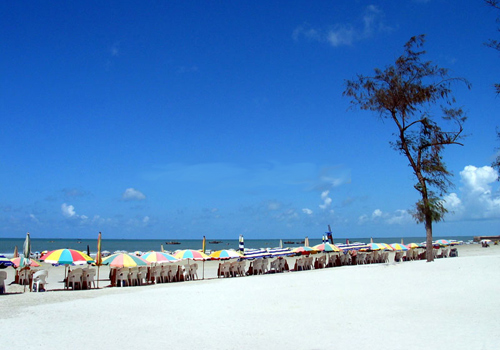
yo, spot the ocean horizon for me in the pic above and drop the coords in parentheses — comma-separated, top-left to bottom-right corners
(0, 235, 475, 258)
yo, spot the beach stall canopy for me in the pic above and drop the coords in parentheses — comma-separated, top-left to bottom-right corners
(101, 253, 150, 267)
(41, 249, 94, 265)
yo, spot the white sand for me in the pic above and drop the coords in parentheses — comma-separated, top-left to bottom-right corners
(1, 244, 499, 350)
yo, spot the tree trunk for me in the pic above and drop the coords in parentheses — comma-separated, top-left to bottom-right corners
(421, 190, 434, 262)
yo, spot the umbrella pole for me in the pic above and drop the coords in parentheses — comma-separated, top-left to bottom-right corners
(202, 260, 205, 280)
(97, 265, 100, 289)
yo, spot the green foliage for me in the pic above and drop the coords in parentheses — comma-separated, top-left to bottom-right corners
(411, 195, 448, 224)
(343, 35, 469, 225)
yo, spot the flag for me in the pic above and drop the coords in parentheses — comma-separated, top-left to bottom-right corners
(326, 224, 333, 244)
(96, 232, 102, 266)
(202, 236, 206, 254)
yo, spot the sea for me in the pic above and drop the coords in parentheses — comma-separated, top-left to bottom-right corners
(0, 235, 475, 258)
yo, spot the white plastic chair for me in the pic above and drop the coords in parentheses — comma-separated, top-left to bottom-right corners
(116, 268, 129, 287)
(237, 261, 246, 276)
(137, 266, 148, 285)
(128, 267, 139, 286)
(33, 270, 48, 292)
(0, 270, 7, 294)
(68, 269, 83, 290)
(82, 269, 96, 289)
(261, 258, 269, 274)
(253, 259, 263, 275)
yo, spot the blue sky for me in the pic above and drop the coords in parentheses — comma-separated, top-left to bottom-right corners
(1, 1, 499, 240)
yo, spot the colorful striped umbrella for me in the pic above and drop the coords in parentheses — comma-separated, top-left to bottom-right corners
(11, 257, 41, 267)
(174, 249, 209, 261)
(101, 253, 150, 267)
(434, 239, 451, 246)
(390, 243, 409, 251)
(313, 243, 342, 252)
(209, 249, 243, 260)
(406, 243, 421, 249)
(292, 246, 318, 255)
(141, 251, 178, 263)
(368, 243, 388, 251)
(41, 249, 94, 265)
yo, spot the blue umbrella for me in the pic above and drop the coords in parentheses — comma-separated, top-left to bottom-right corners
(0, 255, 14, 269)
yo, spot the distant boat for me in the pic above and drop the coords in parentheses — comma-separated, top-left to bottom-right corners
(209, 240, 223, 244)
(283, 241, 295, 244)
(165, 241, 181, 245)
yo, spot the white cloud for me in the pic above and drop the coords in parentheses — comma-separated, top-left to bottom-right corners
(319, 190, 332, 209)
(443, 165, 500, 220)
(61, 203, 76, 218)
(143, 216, 150, 224)
(358, 208, 412, 225)
(294, 5, 390, 47)
(122, 188, 146, 201)
(302, 208, 313, 215)
(29, 214, 39, 223)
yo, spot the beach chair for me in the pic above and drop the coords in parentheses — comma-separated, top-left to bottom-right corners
(433, 248, 439, 260)
(237, 261, 246, 276)
(82, 269, 96, 289)
(253, 259, 263, 275)
(442, 248, 449, 258)
(270, 259, 278, 273)
(229, 261, 239, 277)
(177, 265, 185, 281)
(278, 258, 287, 272)
(160, 265, 170, 283)
(295, 258, 304, 271)
(189, 263, 199, 280)
(261, 258, 269, 274)
(357, 252, 366, 265)
(68, 269, 83, 290)
(115, 268, 129, 287)
(33, 270, 48, 292)
(137, 266, 148, 285)
(128, 267, 139, 286)
(18, 269, 31, 286)
(0, 270, 7, 294)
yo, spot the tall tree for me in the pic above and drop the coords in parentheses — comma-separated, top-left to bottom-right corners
(343, 35, 469, 261)
(484, 1, 500, 173)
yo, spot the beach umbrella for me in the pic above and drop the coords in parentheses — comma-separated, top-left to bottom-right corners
(390, 243, 409, 251)
(174, 249, 209, 261)
(10, 257, 41, 268)
(41, 249, 95, 265)
(13, 246, 19, 258)
(202, 236, 206, 254)
(142, 251, 178, 263)
(434, 239, 450, 246)
(209, 249, 243, 260)
(292, 246, 318, 255)
(101, 253, 150, 268)
(21, 232, 31, 268)
(368, 242, 388, 251)
(313, 243, 342, 252)
(336, 242, 370, 251)
(0, 255, 15, 269)
(406, 243, 421, 249)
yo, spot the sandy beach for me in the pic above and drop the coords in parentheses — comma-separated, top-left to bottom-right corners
(1, 244, 499, 350)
